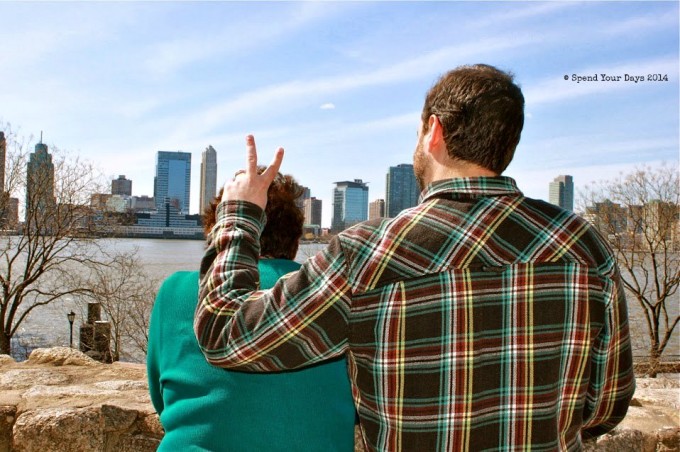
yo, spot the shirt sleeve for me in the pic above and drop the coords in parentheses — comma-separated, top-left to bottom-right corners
(194, 200, 352, 372)
(581, 272, 636, 439)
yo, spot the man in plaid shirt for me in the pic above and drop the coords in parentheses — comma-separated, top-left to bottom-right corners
(195, 64, 634, 451)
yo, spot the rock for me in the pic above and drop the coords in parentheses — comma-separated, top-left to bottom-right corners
(116, 434, 161, 452)
(656, 428, 680, 451)
(634, 388, 680, 410)
(27, 347, 97, 366)
(93, 380, 148, 391)
(0, 369, 70, 389)
(0, 355, 14, 366)
(12, 407, 104, 452)
(635, 376, 680, 390)
(101, 404, 137, 432)
(0, 348, 677, 451)
(0, 406, 17, 452)
(136, 413, 164, 439)
(584, 428, 657, 452)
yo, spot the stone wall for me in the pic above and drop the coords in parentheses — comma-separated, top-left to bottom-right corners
(0, 347, 678, 451)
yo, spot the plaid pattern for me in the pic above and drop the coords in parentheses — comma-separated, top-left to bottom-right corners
(195, 177, 635, 451)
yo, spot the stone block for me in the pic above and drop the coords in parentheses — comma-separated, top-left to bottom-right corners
(12, 407, 104, 452)
(101, 404, 137, 432)
(27, 347, 96, 366)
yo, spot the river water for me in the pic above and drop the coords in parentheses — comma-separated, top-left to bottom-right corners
(8, 238, 679, 362)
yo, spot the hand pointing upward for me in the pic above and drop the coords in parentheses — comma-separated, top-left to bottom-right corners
(221, 135, 284, 210)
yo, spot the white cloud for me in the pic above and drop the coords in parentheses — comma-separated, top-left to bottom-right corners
(320, 103, 336, 110)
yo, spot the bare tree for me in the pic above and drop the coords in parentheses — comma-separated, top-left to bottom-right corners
(80, 249, 158, 361)
(581, 164, 679, 376)
(0, 123, 139, 357)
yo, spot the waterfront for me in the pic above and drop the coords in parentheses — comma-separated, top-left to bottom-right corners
(9, 238, 679, 362)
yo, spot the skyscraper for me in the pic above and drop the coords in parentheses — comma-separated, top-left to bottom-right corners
(331, 179, 368, 233)
(385, 164, 419, 218)
(111, 175, 132, 196)
(296, 185, 312, 211)
(369, 199, 385, 220)
(154, 151, 191, 214)
(26, 139, 55, 221)
(199, 145, 217, 214)
(304, 197, 322, 227)
(549, 175, 574, 211)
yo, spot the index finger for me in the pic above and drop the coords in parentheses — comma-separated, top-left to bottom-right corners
(245, 134, 258, 174)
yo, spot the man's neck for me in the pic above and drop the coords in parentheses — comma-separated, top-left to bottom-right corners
(430, 161, 498, 182)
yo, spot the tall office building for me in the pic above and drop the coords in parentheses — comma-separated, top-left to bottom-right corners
(296, 185, 312, 211)
(304, 197, 322, 227)
(199, 145, 217, 214)
(331, 179, 369, 233)
(111, 175, 132, 196)
(549, 175, 574, 211)
(154, 151, 191, 214)
(385, 164, 419, 218)
(369, 199, 385, 220)
(26, 139, 55, 221)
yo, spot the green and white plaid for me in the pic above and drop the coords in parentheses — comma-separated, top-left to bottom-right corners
(195, 176, 635, 451)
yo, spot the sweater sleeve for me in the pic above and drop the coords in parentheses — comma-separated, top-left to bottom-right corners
(146, 278, 167, 416)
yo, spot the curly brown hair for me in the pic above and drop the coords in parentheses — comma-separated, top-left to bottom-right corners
(202, 168, 305, 260)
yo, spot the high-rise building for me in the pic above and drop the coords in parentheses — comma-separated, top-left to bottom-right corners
(304, 197, 322, 227)
(385, 164, 419, 218)
(0, 131, 6, 191)
(111, 175, 132, 196)
(549, 175, 574, 211)
(369, 199, 385, 220)
(199, 145, 217, 214)
(331, 179, 368, 233)
(154, 151, 191, 214)
(26, 140, 55, 221)
(296, 185, 312, 211)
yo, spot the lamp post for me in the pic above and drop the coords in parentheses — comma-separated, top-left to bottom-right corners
(67, 311, 76, 348)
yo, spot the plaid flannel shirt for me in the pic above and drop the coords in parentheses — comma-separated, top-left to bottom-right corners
(195, 177, 635, 451)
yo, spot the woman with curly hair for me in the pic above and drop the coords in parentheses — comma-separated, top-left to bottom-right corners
(147, 169, 356, 451)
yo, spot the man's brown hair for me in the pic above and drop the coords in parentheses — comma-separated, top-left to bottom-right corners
(421, 64, 524, 174)
(203, 170, 304, 260)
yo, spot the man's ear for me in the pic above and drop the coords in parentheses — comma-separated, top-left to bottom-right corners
(425, 114, 446, 157)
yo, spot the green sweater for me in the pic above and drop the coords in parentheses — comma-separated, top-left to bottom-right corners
(147, 260, 356, 451)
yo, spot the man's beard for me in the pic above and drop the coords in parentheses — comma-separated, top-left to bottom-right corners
(413, 139, 429, 192)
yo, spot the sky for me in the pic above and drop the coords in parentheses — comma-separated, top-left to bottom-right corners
(0, 1, 678, 228)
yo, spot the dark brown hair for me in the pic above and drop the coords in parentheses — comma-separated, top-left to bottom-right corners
(203, 169, 305, 260)
(421, 64, 524, 174)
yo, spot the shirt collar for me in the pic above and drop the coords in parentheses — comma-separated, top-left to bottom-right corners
(419, 176, 523, 203)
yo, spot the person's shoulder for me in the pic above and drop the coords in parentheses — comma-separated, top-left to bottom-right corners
(519, 197, 615, 267)
(157, 271, 199, 298)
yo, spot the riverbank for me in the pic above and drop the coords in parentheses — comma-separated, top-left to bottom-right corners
(1, 348, 678, 451)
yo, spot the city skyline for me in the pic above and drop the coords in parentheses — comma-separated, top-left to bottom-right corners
(0, 2, 677, 228)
